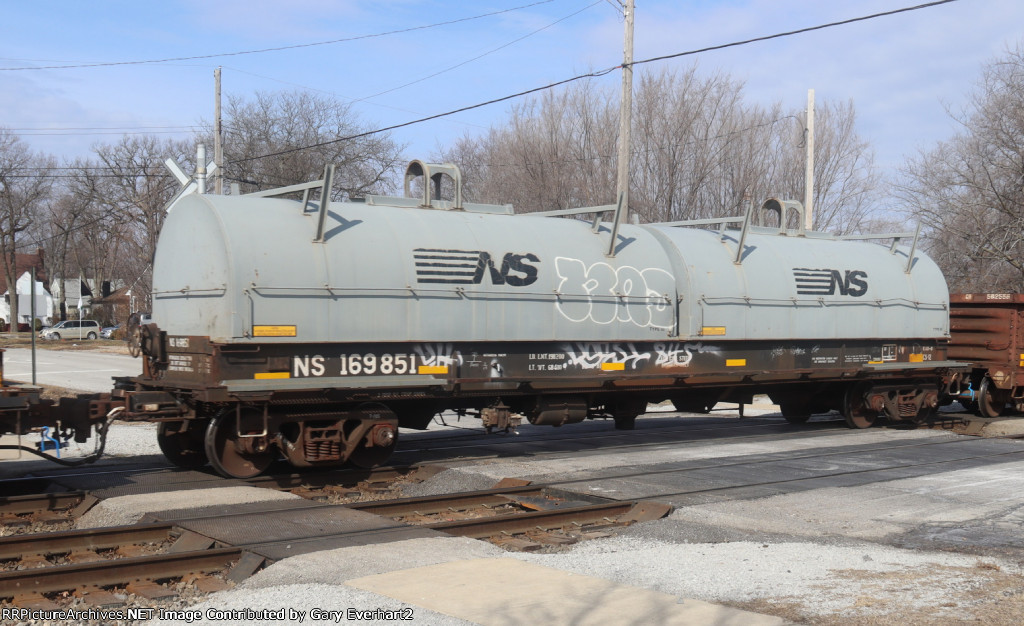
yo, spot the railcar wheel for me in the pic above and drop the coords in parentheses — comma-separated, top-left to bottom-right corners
(157, 420, 209, 469)
(348, 425, 399, 468)
(977, 378, 1008, 418)
(779, 401, 811, 424)
(842, 383, 877, 429)
(204, 410, 276, 478)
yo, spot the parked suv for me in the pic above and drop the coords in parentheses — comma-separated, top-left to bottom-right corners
(39, 320, 102, 340)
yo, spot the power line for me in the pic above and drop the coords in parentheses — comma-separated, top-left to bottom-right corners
(0, 1, 556, 72)
(632, 0, 961, 69)
(209, 2, 599, 130)
(228, 66, 619, 165)
(5, 0, 961, 176)
(353, 1, 602, 103)
(231, 0, 959, 165)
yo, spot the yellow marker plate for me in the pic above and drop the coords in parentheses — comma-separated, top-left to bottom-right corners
(418, 365, 449, 375)
(909, 353, 924, 363)
(253, 325, 297, 337)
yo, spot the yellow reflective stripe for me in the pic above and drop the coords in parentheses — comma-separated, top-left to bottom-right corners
(601, 362, 626, 371)
(726, 359, 746, 367)
(418, 365, 449, 375)
(254, 372, 290, 379)
(253, 325, 297, 337)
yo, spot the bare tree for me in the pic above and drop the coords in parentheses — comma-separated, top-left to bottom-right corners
(86, 135, 191, 312)
(435, 81, 618, 212)
(896, 43, 1024, 292)
(438, 66, 879, 235)
(38, 169, 94, 322)
(210, 91, 407, 197)
(0, 128, 54, 331)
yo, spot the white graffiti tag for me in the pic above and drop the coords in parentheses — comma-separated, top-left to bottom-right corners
(562, 342, 652, 370)
(555, 257, 675, 330)
(653, 342, 719, 368)
(413, 343, 461, 368)
(654, 342, 692, 367)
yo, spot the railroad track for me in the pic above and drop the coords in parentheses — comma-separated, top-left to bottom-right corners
(5, 411, 980, 499)
(0, 463, 434, 535)
(0, 411, 984, 534)
(1, 414, 1016, 611)
(245, 463, 441, 503)
(0, 483, 671, 610)
(346, 484, 670, 550)
(0, 491, 96, 534)
(0, 522, 253, 610)
(0, 416, 840, 528)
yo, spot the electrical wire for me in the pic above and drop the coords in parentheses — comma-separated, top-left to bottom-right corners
(4, 0, 961, 173)
(215, 66, 490, 129)
(0, 1, 557, 71)
(353, 1, 602, 103)
(228, 0, 963, 165)
(228, 65, 617, 165)
(631, 0, 961, 69)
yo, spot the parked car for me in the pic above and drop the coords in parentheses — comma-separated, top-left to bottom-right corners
(38, 320, 102, 340)
(101, 323, 121, 339)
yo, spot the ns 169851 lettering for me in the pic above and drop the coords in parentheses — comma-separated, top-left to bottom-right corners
(292, 353, 426, 377)
(338, 353, 421, 375)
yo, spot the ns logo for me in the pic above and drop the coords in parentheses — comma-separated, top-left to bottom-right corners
(413, 248, 539, 287)
(793, 268, 869, 297)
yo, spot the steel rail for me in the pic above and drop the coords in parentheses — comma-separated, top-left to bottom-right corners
(424, 501, 642, 538)
(0, 547, 242, 597)
(0, 522, 176, 560)
(235, 498, 667, 556)
(346, 485, 546, 516)
(0, 491, 87, 516)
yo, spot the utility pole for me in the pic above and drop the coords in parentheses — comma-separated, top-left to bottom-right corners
(804, 88, 815, 231)
(214, 67, 223, 195)
(30, 266, 37, 384)
(197, 144, 207, 194)
(615, 0, 634, 225)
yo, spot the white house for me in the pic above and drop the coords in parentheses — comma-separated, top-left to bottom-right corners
(0, 271, 54, 329)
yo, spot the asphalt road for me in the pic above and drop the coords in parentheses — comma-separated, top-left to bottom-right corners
(2, 346, 140, 392)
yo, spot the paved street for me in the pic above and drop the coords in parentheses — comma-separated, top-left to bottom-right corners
(2, 346, 140, 393)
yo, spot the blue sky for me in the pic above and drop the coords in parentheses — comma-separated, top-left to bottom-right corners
(1, 0, 1021, 174)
